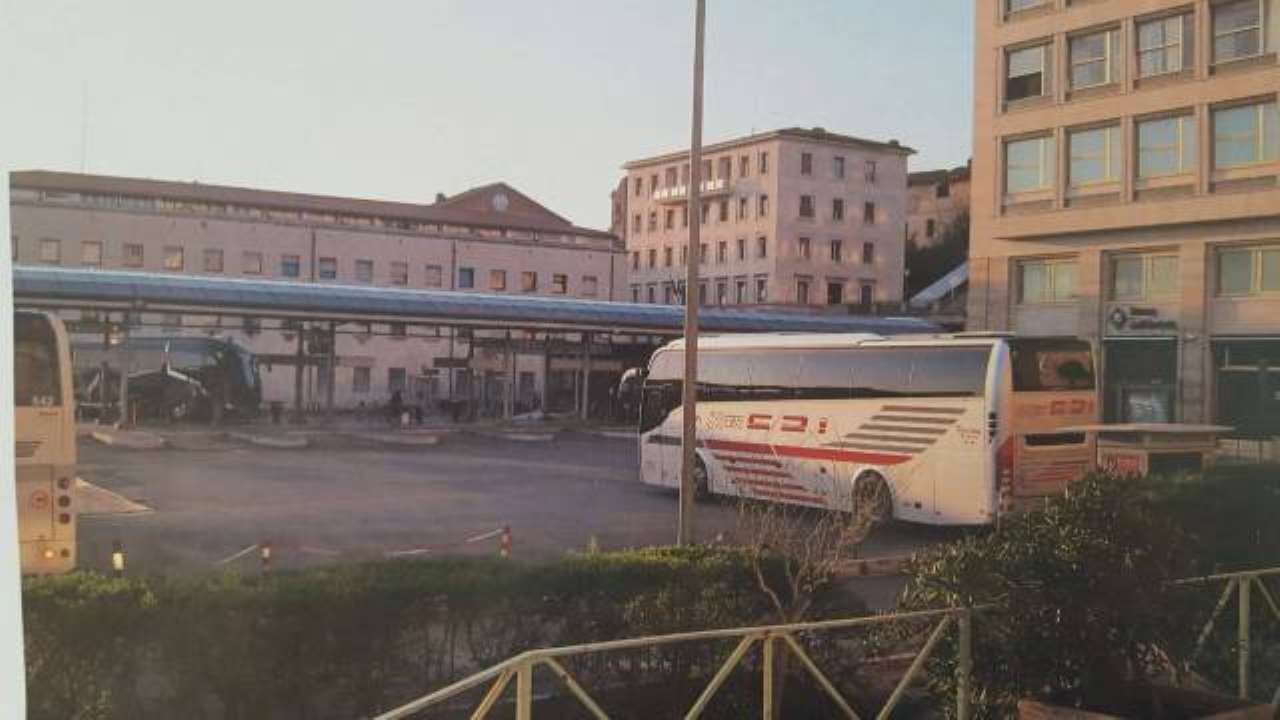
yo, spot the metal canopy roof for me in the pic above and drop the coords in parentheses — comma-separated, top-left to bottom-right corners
(13, 266, 937, 335)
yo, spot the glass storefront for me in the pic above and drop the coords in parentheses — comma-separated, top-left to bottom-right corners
(1214, 340, 1280, 439)
(1103, 339, 1178, 423)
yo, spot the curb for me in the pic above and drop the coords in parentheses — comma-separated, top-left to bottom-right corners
(476, 430, 557, 443)
(90, 430, 167, 450)
(590, 431, 636, 440)
(227, 432, 309, 450)
(345, 432, 443, 448)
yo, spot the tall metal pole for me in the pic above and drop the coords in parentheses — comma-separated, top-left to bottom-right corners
(678, 0, 706, 546)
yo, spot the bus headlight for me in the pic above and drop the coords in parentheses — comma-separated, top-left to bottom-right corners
(58, 513, 71, 525)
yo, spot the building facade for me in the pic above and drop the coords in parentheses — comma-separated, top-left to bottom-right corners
(10, 170, 625, 414)
(969, 0, 1280, 436)
(906, 164, 971, 248)
(619, 127, 912, 312)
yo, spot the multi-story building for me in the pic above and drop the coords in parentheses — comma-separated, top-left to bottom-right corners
(968, 0, 1280, 436)
(10, 170, 625, 412)
(619, 127, 912, 311)
(906, 163, 971, 248)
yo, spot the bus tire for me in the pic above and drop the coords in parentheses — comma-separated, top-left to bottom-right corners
(853, 472, 892, 524)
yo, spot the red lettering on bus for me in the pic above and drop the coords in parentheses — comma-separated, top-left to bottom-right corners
(747, 414, 772, 430)
(780, 415, 807, 433)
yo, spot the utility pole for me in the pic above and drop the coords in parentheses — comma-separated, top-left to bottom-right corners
(678, 0, 706, 547)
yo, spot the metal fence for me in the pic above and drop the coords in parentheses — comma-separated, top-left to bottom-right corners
(1177, 567, 1280, 704)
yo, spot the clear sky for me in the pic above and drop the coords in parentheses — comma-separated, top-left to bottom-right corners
(0, 0, 973, 230)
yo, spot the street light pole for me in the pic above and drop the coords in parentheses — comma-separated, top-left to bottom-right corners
(678, 0, 706, 547)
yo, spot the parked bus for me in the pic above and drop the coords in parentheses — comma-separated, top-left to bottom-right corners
(637, 333, 1096, 526)
(14, 311, 78, 573)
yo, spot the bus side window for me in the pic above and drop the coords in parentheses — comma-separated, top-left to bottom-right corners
(639, 382, 680, 434)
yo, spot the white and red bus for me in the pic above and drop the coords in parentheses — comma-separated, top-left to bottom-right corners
(637, 333, 1096, 526)
(14, 310, 78, 573)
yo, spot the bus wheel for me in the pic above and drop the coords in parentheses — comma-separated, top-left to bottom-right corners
(693, 456, 711, 502)
(853, 472, 891, 524)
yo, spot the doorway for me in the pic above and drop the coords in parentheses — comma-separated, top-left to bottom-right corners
(1103, 339, 1178, 423)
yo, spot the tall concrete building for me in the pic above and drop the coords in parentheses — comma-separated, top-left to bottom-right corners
(968, 0, 1280, 436)
(10, 170, 625, 413)
(619, 127, 913, 312)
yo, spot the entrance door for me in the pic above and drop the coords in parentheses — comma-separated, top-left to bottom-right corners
(1103, 340, 1178, 423)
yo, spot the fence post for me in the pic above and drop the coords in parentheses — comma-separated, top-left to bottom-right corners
(957, 609, 972, 720)
(516, 659, 533, 720)
(1239, 575, 1251, 700)
(762, 634, 775, 720)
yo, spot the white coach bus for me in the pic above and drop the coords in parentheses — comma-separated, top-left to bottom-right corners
(637, 333, 1097, 526)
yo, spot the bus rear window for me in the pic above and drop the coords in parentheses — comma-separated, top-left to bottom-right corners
(1011, 339, 1095, 392)
(1024, 432, 1087, 447)
(15, 314, 61, 407)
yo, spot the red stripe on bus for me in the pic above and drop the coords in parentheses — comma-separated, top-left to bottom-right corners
(704, 439, 911, 466)
(725, 466, 793, 479)
(745, 487, 826, 504)
(730, 477, 810, 492)
(712, 454, 785, 468)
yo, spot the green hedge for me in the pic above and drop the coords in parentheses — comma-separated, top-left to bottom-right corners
(24, 547, 864, 719)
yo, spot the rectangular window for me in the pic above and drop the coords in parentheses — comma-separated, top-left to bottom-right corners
(716, 281, 727, 305)
(1068, 125, 1122, 187)
(648, 248, 657, 268)
(926, 219, 937, 237)
(827, 281, 844, 305)
(756, 277, 768, 303)
(799, 195, 815, 218)
(458, 267, 475, 288)
(718, 157, 731, 180)
(700, 203, 709, 225)
(757, 236, 767, 259)
(663, 284, 674, 305)
(717, 241, 727, 263)
(1006, 43, 1051, 102)
(700, 243, 708, 262)
(1213, 101, 1279, 168)
(832, 198, 844, 221)
(650, 174, 658, 193)
(318, 257, 338, 280)
(1018, 258, 1078, 304)
(665, 166, 678, 186)
(1138, 115, 1197, 178)
(796, 278, 811, 305)
(631, 251, 640, 270)
(123, 243, 144, 268)
(736, 238, 746, 261)
(282, 254, 301, 278)
(798, 237, 811, 259)
(718, 200, 728, 222)
(39, 238, 60, 264)
(164, 246, 184, 271)
(862, 242, 875, 264)
(81, 241, 102, 267)
(759, 151, 769, 174)
(387, 261, 408, 286)
(388, 367, 407, 394)
(1111, 253, 1179, 300)
(665, 209, 674, 230)
(631, 285, 641, 303)
(833, 155, 845, 179)
(634, 178, 642, 197)
(203, 248, 224, 273)
(738, 197, 748, 220)
(681, 206, 689, 227)
(735, 280, 747, 304)
(632, 214, 641, 234)
(352, 367, 371, 394)
(1218, 245, 1280, 295)
(552, 273, 568, 294)
(489, 269, 507, 291)
(648, 211, 657, 231)
(581, 275, 599, 297)
(831, 240, 843, 262)
(863, 201, 875, 224)
(864, 160, 877, 183)
(1005, 135, 1057, 194)
(1070, 28, 1119, 89)
(860, 284, 874, 306)
(664, 247, 673, 267)
(758, 194, 769, 217)
(243, 251, 263, 275)
(1213, 0, 1266, 63)
(1007, 0, 1050, 12)
(1138, 13, 1193, 77)
(355, 259, 373, 283)
(800, 152, 813, 175)
(648, 285, 656, 304)
(680, 245, 687, 265)
(739, 155, 750, 177)
(521, 271, 537, 292)
(425, 264, 443, 287)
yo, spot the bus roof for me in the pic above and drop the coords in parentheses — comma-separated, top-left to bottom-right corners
(660, 332, 1004, 352)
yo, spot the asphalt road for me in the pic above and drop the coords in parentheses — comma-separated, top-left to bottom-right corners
(76, 430, 964, 601)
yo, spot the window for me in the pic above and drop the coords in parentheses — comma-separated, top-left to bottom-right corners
(860, 284, 874, 306)
(38, 238, 60, 264)
(698, 283, 708, 305)
(650, 174, 658, 193)
(798, 237, 811, 259)
(521, 271, 538, 292)
(718, 157, 731, 180)
(716, 281, 727, 305)
(1218, 245, 1280, 295)
(759, 151, 769, 174)
(489, 269, 507, 291)
(664, 247, 673, 267)
(355, 259, 374, 283)
(757, 236, 767, 259)
(388, 367, 407, 394)
(937, 181, 951, 198)
(718, 200, 728, 222)
(827, 281, 844, 305)
(796, 278, 811, 305)
(282, 254, 301, 278)
(1213, 101, 1279, 168)
(634, 178, 642, 197)
(755, 277, 768, 303)
(81, 241, 102, 267)
(243, 251, 263, 275)
(631, 251, 640, 270)
(830, 239, 843, 262)
(1069, 28, 1119, 89)
(1005, 135, 1057, 194)
(758, 194, 769, 217)
(647, 211, 657, 232)
(1006, 43, 1051, 102)
(123, 243, 144, 268)
(164, 246, 184, 271)
(458, 267, 475, 288)
(717, 241, 727, 263)
(1017, 258, 1078, 304)
(681, 206, 689, 227)
(316, 256, 338, 279)
(1137, 115, 1197, 178)
(799, 195, 815, 218)
(1212, 0, 1267, 63)
(864, 161, 877, 183)
(1138, 13, 1193, 77)
(552, 273, 568, 294)
(736, 238, 746, 261)
(663, 284, 674, 304)
(648, 285, 656, 303)
(631, 285, 640, 302)
(700, 202, 710, 224)
(390, 261, 408, 286)
(800, 152, 813, 175)
(735, 280, 747, 304)
(1007, 0, 1050, 12)
(1111, 253, 1179, 300)
(425, 264, 443, 287)
(582, 275, 599, 297)
(352, 367, 372, 393)
(202, 248, 224, 273)
(832, 198, 845, 221)
(648, 248, 657, 268)
(700, 243, 708, 262)
(739, 155, 750, 177)
(665, 166, 678, 186)
(863, 201, 875, 224)
(737, 197, 748, 220)
(926, 219, 936, 238)
(1068, 125, 1122, 187)
(664, 209, 674, 230)
(862, 242, 875, 264)
(832, 155, 845, 179)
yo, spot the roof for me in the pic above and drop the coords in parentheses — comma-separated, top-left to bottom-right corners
(909, 261, 969, 308)
(907, 164, 971, 187)
(13, 266, 938, 336)
(624, 127, 914, 169)
(662, 332, 998, 352)
(10, 170, 615, 240)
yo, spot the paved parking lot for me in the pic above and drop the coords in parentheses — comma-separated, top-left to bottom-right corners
(76, 430, 962, 587)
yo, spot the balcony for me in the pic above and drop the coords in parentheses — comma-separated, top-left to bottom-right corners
(652, 178, 731, 204)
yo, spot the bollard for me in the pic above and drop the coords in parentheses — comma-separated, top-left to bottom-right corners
(260, 540, 272, 574)
(500, 526, 512, 559)
(111, 540, 126, 577)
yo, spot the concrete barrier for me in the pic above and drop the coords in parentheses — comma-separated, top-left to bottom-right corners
(227, 432, 309, 450)
(89, 429, 167, 450)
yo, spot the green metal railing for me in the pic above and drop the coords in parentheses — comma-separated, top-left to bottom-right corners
(1176, 567, 1280, 704)
(373, 606, 980, 720)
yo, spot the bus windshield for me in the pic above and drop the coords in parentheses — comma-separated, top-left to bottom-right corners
(14, 314, 61, 407)
(1009, 338, 1095, 392)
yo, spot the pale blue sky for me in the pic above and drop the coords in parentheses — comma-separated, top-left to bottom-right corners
(0, 1, 973, 230)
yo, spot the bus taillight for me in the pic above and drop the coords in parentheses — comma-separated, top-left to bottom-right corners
(987, 411, 999, 444)
(57, 496, 71, 508)
(57, 477, 71, 490)
(58, 513, 71, 525)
